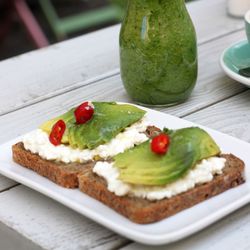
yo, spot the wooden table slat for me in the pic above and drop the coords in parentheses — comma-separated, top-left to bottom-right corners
(186, 89, 250, 142)
(121, 204, 250, 250)
(0, 176, 17, 191)
(0, 186, 128, 250)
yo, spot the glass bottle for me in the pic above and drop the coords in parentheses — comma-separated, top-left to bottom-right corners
(119, 0, 198, 106)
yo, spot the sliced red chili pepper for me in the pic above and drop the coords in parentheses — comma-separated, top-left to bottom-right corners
(74, 101, 94, 125)
(151, 134, 170, 155)
(49, 120, 66, 146)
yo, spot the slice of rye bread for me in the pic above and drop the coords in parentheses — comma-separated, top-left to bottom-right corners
(78, 154, 245, 224)
(12, 142, 94, 188)
(12, 126, 160, 188)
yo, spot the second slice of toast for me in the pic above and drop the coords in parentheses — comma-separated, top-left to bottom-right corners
(78, 154, 245, 224)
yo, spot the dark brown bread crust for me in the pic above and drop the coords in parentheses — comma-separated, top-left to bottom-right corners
(78, 154, 245, 224)
(12, 142, 95, 188)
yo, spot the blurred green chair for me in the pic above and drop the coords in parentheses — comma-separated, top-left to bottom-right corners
(39, 0, 125, 40)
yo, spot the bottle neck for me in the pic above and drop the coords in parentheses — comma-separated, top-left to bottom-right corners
(128, 0, 185, 10)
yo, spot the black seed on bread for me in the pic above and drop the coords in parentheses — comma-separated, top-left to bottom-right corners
(78, 154, 245, 224)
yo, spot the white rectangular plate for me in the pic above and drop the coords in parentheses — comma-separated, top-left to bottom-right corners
(0, 105, 250, 245)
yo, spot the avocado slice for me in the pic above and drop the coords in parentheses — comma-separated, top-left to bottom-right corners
(114, 127, 221, 186)
(40, 102, 146, 149)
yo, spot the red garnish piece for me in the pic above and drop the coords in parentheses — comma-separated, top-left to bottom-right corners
(49, 120, 66, 146)
(74, 101, 94, 124)
(151, 134, 170, 155)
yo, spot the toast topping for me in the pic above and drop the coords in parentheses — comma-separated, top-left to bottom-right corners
(40, 102, 146, 150)
(22, 118, 149, 163)
(49, 120, 66, 146)
(74, 101, 94, 125)
(93, 157, 226, 200)
(114, 127, 221, 186)
(151, 134, 170, 155)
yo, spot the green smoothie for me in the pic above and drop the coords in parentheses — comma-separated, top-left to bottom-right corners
(119, 0, 198, 106)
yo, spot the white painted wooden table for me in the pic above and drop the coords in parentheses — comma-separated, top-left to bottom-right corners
(0, 0, 249, 249)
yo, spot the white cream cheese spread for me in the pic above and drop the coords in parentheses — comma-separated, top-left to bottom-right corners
(22, 118, 149, 163)
(93, 157, 226, 201)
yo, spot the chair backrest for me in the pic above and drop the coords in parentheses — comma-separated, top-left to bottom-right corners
(39, 0, 124, 40)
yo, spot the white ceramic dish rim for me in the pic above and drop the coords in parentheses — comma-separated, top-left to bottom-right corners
(245, 9, 250, 24)
(220, 40, 250, 87)
(0, 104, 250, 245)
